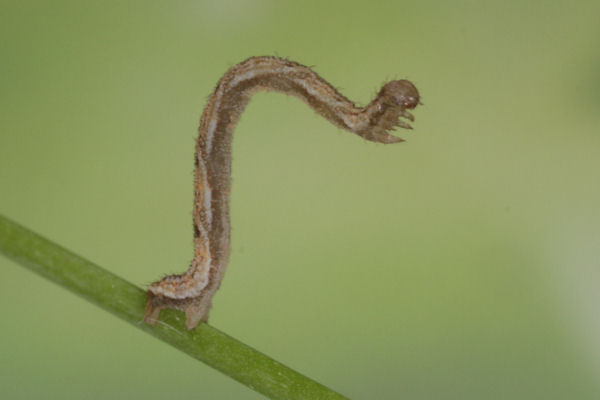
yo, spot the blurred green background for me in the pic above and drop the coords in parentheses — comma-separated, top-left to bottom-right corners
(1, 1, 599, 399)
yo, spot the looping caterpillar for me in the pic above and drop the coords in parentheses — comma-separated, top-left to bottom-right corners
(145, 56, 421, 330)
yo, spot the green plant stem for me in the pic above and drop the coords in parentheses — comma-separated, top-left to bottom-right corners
(0, 214, 349, 400)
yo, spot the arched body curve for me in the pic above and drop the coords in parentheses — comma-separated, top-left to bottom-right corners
(145, 56, 420, 330)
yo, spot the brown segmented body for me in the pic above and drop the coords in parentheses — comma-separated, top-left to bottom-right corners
(145, 56, 421, 330)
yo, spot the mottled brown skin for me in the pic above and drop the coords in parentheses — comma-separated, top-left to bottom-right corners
(145, 56, 421, 330)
